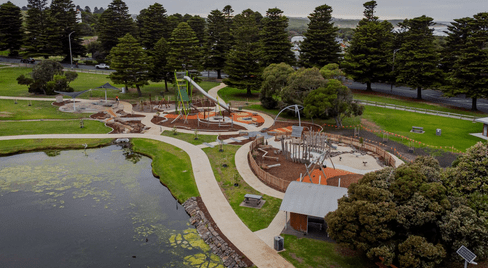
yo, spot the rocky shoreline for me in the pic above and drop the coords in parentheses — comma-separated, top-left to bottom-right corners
(183, 197, 252, 268)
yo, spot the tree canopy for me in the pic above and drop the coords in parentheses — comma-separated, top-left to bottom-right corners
(166, 22, 202, 72)
(342, 1, 394, 91)
(108, 33, 150, 97)
(260, 63, 295, 109)
(395, 15, 442, 99)
(98, 0, 136, 56)
(260, 8, 295, 67)
(0, 1, 23, 56)
(17, 60, 77, 94)
(137, 3, 169, 51)
(327, 153, 488, 267)
(223, 9, 262, 96)
(299, 4, 341, 67)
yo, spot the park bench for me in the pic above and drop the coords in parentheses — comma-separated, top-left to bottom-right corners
(244, 194, 262, 206)
(411, 126, 424, 133)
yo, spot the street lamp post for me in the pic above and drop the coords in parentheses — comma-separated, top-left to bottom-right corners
(391, 48, 400, 92)
(69, 31, 75, 69)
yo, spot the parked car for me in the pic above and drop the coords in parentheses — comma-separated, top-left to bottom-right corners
(20, 57, 35, 63)
(95, 63, 110, 69)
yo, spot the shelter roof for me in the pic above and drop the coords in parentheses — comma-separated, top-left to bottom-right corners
(279, 181, 348, 218)
(475, 117, 488, 124)
(54, 90, 90, 98)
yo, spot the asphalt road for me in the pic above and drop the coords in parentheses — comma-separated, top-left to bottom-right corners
(348, 81, 488, 114)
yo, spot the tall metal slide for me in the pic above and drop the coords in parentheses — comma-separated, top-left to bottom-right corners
(183, 76, 231, 113)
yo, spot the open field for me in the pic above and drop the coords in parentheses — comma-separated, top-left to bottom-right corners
(131, 138, 199, 203)
(0, 99, 92, 120)
(279, 234, 374, 268)
(0, 138, 113, 156)
(0, 120, 111, 136)
(217, 86, 260, 103)
(363, 106, 484, 151)
(353, 92, 483, 117)
(203, 145, 281, 232)
(0, 67, 219, 100)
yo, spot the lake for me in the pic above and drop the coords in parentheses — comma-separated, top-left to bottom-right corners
(0, 145, 223, 268)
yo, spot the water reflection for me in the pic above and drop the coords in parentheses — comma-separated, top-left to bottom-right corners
(0, 145, 223, 268)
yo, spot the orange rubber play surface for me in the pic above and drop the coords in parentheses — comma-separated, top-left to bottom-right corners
(297, 168, 356, 185)
(164, 111, 264, 125)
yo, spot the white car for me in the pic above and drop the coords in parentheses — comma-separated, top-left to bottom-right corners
(95, 63, 110, 69)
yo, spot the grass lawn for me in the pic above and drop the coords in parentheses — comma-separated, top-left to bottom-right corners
(203, 145, 281, 232)
(0, 138, 113, 156)
(0, 120, 111, 136)
(0, 68, 219, 100)
(353, 92, 483, 117)
(279, 234, 374, 268)
(131, 138, 198, 203)
(217, 86, 260, 103)
(0, 99, 92, 120)
(363, 106, 485, 152)
(161, 130, 217, 145)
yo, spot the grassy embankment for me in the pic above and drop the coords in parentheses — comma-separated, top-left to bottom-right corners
(160, 131, 217, 146)
(203, 145, 281, 231)
(0, 138, 113, 156)
(279, 234, 375, 268)
(131, 138, 198, 203)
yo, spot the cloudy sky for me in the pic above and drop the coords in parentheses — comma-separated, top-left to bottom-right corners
(9, 0, 487, 22)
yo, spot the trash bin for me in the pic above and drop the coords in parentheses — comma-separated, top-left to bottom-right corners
(436, 129, 441, 136)
(121, 87, 126, 94)
(274, 236, 284, 251)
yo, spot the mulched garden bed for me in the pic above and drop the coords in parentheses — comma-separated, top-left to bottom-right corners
(52, 100, 75, 107)
(151, 116, 247, 132)
(90, 112, 110, 120)
(107, 120, 146, 134)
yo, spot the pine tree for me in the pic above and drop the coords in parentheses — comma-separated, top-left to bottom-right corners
(50, 0, 85, 61)
(447, 12, 488, 111)
(299, 4, 341, 67)
(260, 8, 295, 67)
(23, 0, 58, 58)
(108, 33, 150, 97)
(167, 22, 202, 71)
(223, 9, 262, 96)
(187, 15, 206, 48)
(137, 3, 169, 51)
(395, 15, 442, 99)
(206, 9, 227, 79)
(0, 1, 23, 56)
(98, 0, 135, 55)
(342, 1, 394, 91)
(148, 37, 172, 92)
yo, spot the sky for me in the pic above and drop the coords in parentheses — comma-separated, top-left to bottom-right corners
(7, 0, 488, 22)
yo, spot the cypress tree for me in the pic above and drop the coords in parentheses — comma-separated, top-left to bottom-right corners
(447, 12, 488, 111)
(50, 0, 85, 61)
(299, 4, 341, 67)
(342, 1, 394, 91)
(0, 1, 23, 56)
(395, 15, 442, 99)
(260, 8, 295, 67)
(223, 9, 262, 96)
(23, 0, 58, 58)
(137, 3, 169, 51)
(167, 22, 202, 71)
(149, 36, 172, 92)
(108, 33, 150, 97)
(206, 9, 228, 79)
(98, 0, 135, 55)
